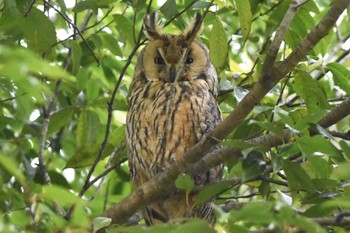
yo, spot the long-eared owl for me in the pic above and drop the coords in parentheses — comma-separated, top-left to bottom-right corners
(126, 12, 222, 225)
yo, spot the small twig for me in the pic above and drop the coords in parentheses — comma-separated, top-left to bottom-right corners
(52, 7, 114, 47)
(37, 80, 64, 216)
(24, 0, 36, 17)
(335, 212, 350, 225)
(163, 0, 199, 27)
(87, 158, 128, 192)
(277, 171, 287, 180)
(44, 0, 99, 65)
(261, 175, 288, 187)
(329, 130, 350, 140)
(146, 0, 153, 14)
(79, 10, 93, 34)
(85, 7, 114, 31)
(0, 93, 27, 104)
(261, 0, 303, 80)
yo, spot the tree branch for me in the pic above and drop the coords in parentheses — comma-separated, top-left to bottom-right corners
(44, 0, 99, 65)
(261, 0, 302, 78)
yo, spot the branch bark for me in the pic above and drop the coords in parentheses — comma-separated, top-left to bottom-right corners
(99, 0, 350, 228)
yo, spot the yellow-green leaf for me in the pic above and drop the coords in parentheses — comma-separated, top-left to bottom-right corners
(293, 72, 329, 111)
(175, 173, 194, 194)
(327, 62, 350, 96)
(76, 110, 101, 147)
(48, 107, 75, 136)
(19, 8, 56, 53)
(42, 185, 81, 206)
(209, 16, 228, 72)
(235, 0, 252, 43)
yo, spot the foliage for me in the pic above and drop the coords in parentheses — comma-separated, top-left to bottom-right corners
(0, 0, 350, 232)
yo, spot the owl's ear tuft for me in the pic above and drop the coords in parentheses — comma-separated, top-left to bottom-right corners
(143, 12, 163, 40)
(184, 13, 203, 42)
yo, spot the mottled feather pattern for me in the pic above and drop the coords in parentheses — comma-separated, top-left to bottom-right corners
(126, 13, 222, 224)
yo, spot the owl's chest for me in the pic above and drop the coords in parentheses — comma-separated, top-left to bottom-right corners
(129, 81, 210, 161)
(137, 82, 206, 123)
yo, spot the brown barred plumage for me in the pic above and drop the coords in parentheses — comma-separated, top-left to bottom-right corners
(126, 12, 222, 225)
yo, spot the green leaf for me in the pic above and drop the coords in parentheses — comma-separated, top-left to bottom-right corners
(42, 185, 81, 206)
(86, 78, 101, 102)
(175, 173, 194, 194)
(0, 45, 75, 82)
(230, 202, 273, 224)
(76, 110, 101, 147)
(8, 209, 31, 227)
(113, 14, 134, 45)
(0, 153, 26, 186)
(160, 0, 177, 19)
(331, 162, 350, 180)
(172, 219, 215, 233)
(73, 0, 98, 12)
(101, 33, 123, 56)
(293, 72, 329, 111)
(65, 146, 98, 168)
(284, 29, 302, 49)
(196, 179, 234, 205)
(73, 0, 115, 12)
(71, 40, 82, 75)
(47, 107, 75, 136)
(48, 170, 71, 189)
(66, 142, 115, 168)
(241, 152, 266, 182)
(294, 110, 327, 131)
(19, 8, 56, 53)
(275, 107, 295, 128)
(327, 63, 350, 96)
(209, 15, 228, 72)
(250, 120, 284, 136)
(192, 1, 211, 10)
(307, 156, 330, 179)
(303, 203, 336, 217)
(109, 219, 215, 233)
(297, 135, 343, 161)
(283, 160, 316, 194)
(93, 217, 112, 232)
(234, 0, 252, 43)
(339, 140, 350, 160)
(278, 205, 327, 233)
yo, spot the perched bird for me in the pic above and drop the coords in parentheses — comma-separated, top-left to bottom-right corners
(126, 12, 222, 225)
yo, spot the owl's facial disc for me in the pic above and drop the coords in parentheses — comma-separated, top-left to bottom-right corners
(157, 47, 189, 83)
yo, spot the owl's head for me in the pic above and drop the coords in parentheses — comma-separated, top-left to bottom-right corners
(140, 13, 213, 83)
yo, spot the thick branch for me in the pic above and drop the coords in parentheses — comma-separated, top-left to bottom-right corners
(318, 98, 350, 127)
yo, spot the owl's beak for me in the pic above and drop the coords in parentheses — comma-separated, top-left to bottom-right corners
(169, 66, 176, 83)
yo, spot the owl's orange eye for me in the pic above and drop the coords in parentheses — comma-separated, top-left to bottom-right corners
(154, 57, 165, 65)
(185, 57, 194, 64)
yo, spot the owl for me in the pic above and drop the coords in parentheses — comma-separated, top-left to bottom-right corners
(126, 12, 222, 225)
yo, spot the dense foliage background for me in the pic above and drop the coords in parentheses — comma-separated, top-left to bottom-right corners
(1, 0, 350, 232)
